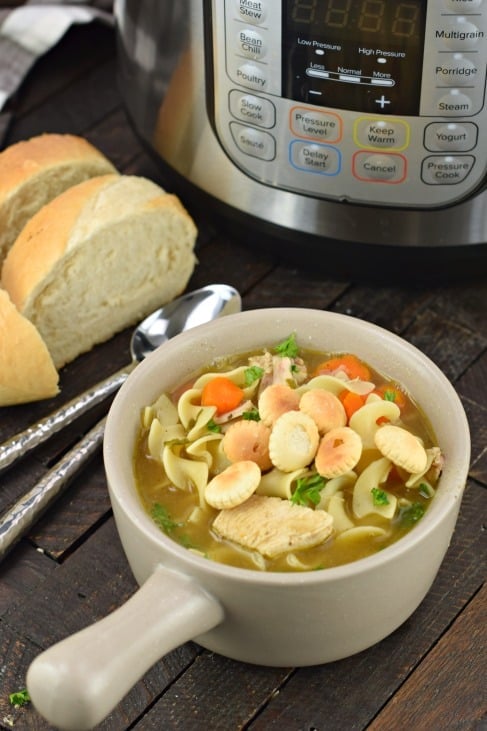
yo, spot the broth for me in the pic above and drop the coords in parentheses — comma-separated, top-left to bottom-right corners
(134, 336, 442, 572)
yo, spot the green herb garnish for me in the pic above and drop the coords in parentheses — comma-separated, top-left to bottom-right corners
(399, 502, 426, 526)
(151, 503, 182, 534)
(383, 389, 397, 402)
(274, 333, 299, 358)
(244, 365, 264, 386)
(371, 487, 390, 506)
(418, 482, 433, 499)
(291, 474, 327, 507)
(207, 418, 222, 433)
(9, 689, 30, 707)
(242, 407, 261, 421)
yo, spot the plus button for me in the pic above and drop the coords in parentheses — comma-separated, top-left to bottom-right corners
(375, 95, 391, 109)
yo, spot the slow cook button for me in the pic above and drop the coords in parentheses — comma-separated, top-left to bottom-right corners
(235, 62, 268, 91)
(229, 90, 275, 128)
(424, 121, 478, 151)
(235, 0, 267, 24)
(353, 152, 407, 183)
(230, 122, 276, 160)
(434, 54, 478, 87)
(421, 154, 475, 184)
(290, 141, 341, 175)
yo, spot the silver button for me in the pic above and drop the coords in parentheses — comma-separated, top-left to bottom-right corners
(230, 122, 276, 160)
(421, 155, 475, 184)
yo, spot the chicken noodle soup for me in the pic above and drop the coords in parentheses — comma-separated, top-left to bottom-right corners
(134, 334, 443, 572)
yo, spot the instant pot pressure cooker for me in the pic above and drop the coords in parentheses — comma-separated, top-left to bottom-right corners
(115, 0, 487, 278)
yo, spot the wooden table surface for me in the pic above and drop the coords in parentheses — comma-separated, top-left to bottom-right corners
(0, 19, 486, 731)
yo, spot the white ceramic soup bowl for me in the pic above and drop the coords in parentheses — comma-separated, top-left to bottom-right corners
(27, 309, 470, 731)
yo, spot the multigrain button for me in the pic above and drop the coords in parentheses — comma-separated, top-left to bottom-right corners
(235, 0, 267, 24)
(434, 54, 478, 86)
(237, 29, 266, 60)
(235, 63, 268, 91)
(421, 155, 474, 184)
(230, 122, 276, 160)
(436, 17, 485, 51)
(424, 122, 478, 152)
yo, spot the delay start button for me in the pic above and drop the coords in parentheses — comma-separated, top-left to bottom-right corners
(421, 155, 475, 184)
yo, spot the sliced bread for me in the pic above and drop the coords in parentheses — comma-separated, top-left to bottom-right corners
(0, 133, 117, 267)
(0, 288, 59, 405)
(2, 174, 197, 369)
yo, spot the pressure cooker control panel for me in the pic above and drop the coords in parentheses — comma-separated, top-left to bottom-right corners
(209, 0, 487, 208)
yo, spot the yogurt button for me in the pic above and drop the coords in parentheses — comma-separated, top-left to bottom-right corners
(424, 122, 478, 151)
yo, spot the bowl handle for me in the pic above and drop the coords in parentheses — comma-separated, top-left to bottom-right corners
(26, 565, 224, 731)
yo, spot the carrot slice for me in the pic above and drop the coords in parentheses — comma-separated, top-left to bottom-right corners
(374, 383, 408, 410)
(339, 390, 366, 421)
(314, 354, 371, 381)
(201, 376, 244, 415)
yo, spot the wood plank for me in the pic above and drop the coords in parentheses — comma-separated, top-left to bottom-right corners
(245, 481, 486, 730)
(367, 583, 487, 731)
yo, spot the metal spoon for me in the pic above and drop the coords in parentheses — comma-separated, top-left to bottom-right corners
(0, 284, 241, 473)
(0, 284, 241, 558)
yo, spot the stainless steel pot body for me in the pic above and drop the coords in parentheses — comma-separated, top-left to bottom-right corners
(115, 0, 487, 252)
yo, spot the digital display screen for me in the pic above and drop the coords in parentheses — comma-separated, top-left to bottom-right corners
(283, 0, 426, 115)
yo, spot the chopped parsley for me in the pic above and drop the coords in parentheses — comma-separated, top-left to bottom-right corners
(291, 474, 327, 507)
(244, 365, 264, 386)
(371, 487, 390, 506)
(418, 482, 434, 499)
(383, 389, 397, 402)
(9, 689, 30, 707)
(274, 333, 299, 359)
(399, 502, 426, 526)
(207, 418, 222, 433)
(242, 407, 261, 421)
(151, 503, 182, 534)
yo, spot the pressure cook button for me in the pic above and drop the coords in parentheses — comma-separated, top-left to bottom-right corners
(235, 63, 268, 91)
(235, 0, 267, 25)
(289, 141, 341, 175)
(437, 18, 484, 51)
(434, 54, 478, 86)
(421, 155, 475, 184)
(230, 122, 276, 160)
(353, 152, 406, 183)
(237, 29, 266, 60)
(436, 89, 474, 115)
(229, 90, 275, 128)
(424, 122, 478, 152)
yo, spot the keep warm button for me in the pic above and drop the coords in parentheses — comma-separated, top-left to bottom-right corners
(353, 152, 406, 183)
(421, 155, 474, 185)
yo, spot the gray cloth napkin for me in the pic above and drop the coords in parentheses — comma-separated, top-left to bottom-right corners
(0, 1, 114, 146)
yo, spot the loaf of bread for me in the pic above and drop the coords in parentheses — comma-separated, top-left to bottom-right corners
(0, 133, 117, 267)
(0, 289, 59, 405)
(2, 174, 197, 370)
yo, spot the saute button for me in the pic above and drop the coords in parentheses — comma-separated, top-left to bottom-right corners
(230, 122, 276, 160)
(229, 90, 275, 128)
(424, 122, 478, 152)
(421, 155, 475, 184)
(235, 0, 267, 25)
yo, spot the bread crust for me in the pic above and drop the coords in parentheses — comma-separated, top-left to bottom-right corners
(0, 289, 58, 405)
(0, 133, 117, 266)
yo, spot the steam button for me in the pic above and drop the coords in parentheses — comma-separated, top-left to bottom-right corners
(435, 90, 474, 115)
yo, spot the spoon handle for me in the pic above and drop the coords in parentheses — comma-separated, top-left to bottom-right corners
(0, 417, 106, 559)
(0, 363, 134, 474)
